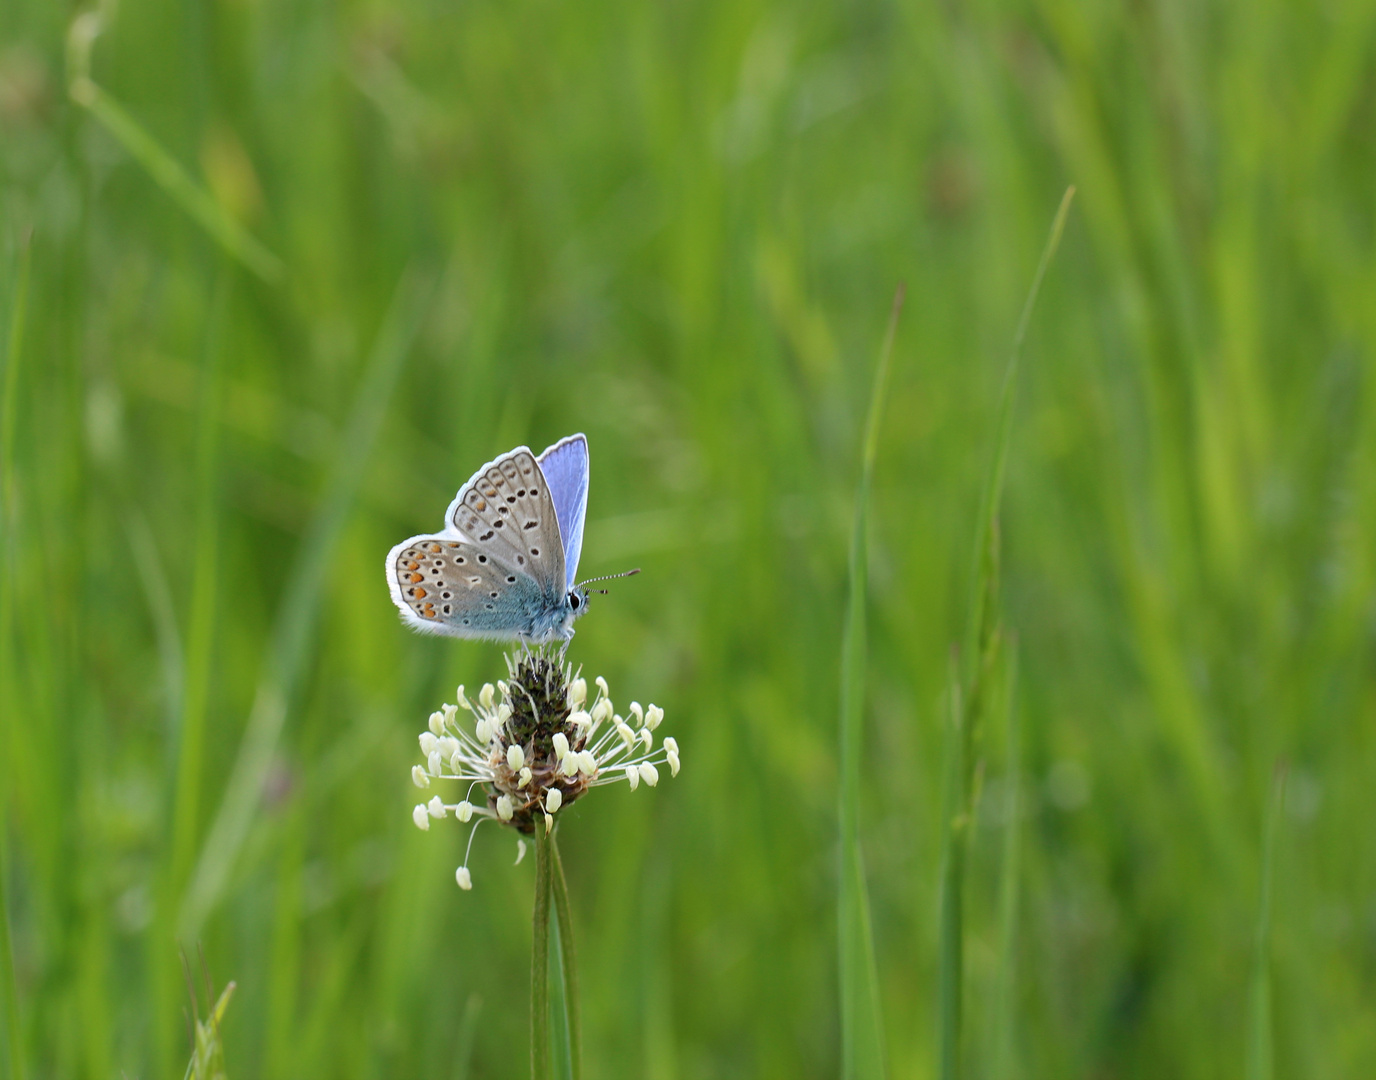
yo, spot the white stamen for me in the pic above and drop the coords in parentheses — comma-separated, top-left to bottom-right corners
(413, 660, 678, 893)
(568, 678, 587, 708)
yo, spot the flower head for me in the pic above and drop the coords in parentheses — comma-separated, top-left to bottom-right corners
(408, 647, 679, 889)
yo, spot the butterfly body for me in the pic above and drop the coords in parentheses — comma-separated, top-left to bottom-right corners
(387, 435, 591, 643)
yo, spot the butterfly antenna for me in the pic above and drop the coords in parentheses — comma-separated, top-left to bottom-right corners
(576, 567, 641, 594)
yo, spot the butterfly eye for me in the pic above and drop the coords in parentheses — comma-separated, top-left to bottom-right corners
(568, 591, 581, 611)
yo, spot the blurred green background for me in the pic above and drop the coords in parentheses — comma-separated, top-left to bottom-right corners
(3, 0, 1375, 1077)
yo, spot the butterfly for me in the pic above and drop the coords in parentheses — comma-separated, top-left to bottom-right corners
(386, 434, 601, 643)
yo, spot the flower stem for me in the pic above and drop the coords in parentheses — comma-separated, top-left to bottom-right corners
(532, 826, 553, 1080)
(550, 836, 582, 1080)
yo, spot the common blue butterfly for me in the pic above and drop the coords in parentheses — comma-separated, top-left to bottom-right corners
(386, 434, 597, 642)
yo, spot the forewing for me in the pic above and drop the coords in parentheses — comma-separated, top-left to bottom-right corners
(387, 535, 550, 640)
(537, 434, 589, 590)
(445, 447, 566, 596)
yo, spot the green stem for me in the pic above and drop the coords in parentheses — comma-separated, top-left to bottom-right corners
(549, 836, 582, 1080)
(532, 826, 553, 1080)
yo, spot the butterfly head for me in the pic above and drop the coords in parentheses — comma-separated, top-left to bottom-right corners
(566, 586, 591, 617)
(569, 568, 641, 622)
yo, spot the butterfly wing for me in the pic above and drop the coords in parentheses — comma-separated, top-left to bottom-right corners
(445, 446, 566, 597)
(387, 535, 555, 640)
(536, 434, 589, 590)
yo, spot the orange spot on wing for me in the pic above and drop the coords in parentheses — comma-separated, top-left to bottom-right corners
(428, 543, 442, 554)
(413, 588, 427, 599)
(409, 573, 424, 584)
(422, 603, 437, 618)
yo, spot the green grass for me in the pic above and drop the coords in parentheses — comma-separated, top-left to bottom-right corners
(2, 1, 1376, 1077)
(939, 187, 1072, 1080)
(1246, 764, 1286, 1080)
(836, 283, 902, 1080)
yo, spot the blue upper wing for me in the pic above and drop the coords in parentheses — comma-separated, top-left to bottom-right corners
(537, 434, 589, 590)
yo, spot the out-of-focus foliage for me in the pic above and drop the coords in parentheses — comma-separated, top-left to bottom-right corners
(1, 0, 1374, 1076)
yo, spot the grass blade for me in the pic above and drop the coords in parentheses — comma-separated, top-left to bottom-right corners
(150, 277, 231, 1067)
(181, 980, 236, 1080)
(66, 12, 282, 283)
(1246, 764, 1287, 1080)
(838, 284, 905, 1080)
(940, 187, 1075, 1080)
(70, 82, 283, 284)
(169, 274, 230, 896)
(177, 269, 430, 938)
(965, 187, 1076, 672)
(989, 644, 1022, 1079)
(936, 651, 964, 1080)
(0, 233, 32, 1080)
(451, 994, 483, 1080)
